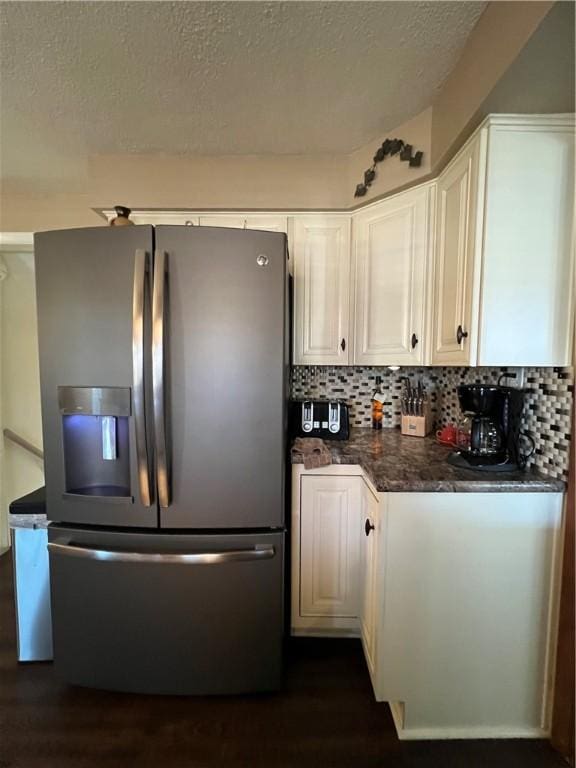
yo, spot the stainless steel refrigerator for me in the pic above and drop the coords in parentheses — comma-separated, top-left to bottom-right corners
(34, 225, 288, 695)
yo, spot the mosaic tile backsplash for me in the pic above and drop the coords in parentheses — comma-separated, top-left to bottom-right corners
(291, 366, 573, 481)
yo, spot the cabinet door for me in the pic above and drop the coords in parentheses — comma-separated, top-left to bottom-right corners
(360, 486, 380, 682)
(293, 217, 351, 365)
(245, 216, 288, 233)
(379, 492, 563, 735)
(103, 211, 200, 226)
(198, 215, 288, 233)
(198, 216, 246, 228)
(478, 120, 574, 366)
(300, 476, 361, 618)
(353, 185, 432, 365)
(432, 135, 483, 365)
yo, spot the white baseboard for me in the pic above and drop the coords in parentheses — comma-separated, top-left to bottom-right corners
(388, 702, 550, 741)
(389, 701, 405, 733)
(291, 627, 360, 639)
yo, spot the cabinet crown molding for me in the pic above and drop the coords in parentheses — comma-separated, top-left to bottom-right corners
(95, 115, 574, 223)
(481, 113, 575, 129)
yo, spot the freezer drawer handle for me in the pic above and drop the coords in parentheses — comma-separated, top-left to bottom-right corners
(152, 249, 171, 509)
(132, 249, 153, 507)
(47, 542, 275, 565)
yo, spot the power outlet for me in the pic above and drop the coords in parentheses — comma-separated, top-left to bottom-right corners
(498, 367, 526, 388)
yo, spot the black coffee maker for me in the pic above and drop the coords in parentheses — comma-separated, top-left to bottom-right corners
(448, 384, 535, 471)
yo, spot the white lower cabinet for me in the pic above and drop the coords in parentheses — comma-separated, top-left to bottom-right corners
(291, 466, 364, 635)
(292, 466, 564, 740)
(360, 483, 380, 683)
(374, 491, 564, 739)
(300, 475, 361, 618)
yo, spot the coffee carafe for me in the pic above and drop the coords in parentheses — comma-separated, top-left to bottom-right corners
(449, 384, 534, 471)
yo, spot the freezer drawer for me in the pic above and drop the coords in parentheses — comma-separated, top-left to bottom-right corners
(48, 526, 284, 695)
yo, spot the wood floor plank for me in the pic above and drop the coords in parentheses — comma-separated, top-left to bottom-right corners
(0, 552, 568, 768)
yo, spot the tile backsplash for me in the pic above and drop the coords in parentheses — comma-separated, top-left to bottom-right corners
(291, 366, 573, 481)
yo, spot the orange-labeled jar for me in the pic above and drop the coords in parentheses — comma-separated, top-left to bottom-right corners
(371, 376, 384, 430)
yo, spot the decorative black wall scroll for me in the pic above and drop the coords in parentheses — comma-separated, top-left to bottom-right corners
(354, 138, 424, 197)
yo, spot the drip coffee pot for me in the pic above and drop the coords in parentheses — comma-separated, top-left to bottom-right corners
(449, 385, 534, 471)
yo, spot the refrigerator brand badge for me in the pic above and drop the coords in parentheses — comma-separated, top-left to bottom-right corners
(256, 254, 269, 267)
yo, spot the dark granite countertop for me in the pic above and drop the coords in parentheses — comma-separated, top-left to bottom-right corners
(9, 487, 46, 514)
(291, 429, 565, 493)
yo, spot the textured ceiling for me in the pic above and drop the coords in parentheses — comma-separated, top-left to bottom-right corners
(0, 1, 486, 183)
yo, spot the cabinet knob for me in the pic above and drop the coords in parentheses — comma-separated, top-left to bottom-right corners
(340, 338, 346, 352)
(365, 518, 375, 537)
(411, 333, 418, 349)
(456, 325, 468, 345)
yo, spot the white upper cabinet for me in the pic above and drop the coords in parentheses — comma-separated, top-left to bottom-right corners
(198, 215, 246, 228)
(103, 211, 200, 226)
(431, 114, 574, 367)
(199, 215, 288, 232)
(103, 115, 573, 369)
(477, 117, 574, 366)
(244, 216, 288, 233)
(353, 184, 434, 366)
(292, 216, 351, 365)
(103, 211, 288, 232)
(431, 133, 484, 365)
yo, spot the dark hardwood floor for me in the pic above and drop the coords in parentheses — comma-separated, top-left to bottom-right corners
(0, 552, 568, 768)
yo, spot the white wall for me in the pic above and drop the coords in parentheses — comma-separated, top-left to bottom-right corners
(0, 248, 44, 549)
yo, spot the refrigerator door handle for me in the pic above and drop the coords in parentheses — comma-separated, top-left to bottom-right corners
(152, 249, 170, 508)
(132, 249, 153, 507)
(48, 542, 275, 565)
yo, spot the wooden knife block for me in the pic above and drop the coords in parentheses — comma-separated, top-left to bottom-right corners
(401, 405, 432, 438)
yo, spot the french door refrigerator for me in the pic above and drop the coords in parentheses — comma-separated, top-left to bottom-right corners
(34, 225, 288, 695)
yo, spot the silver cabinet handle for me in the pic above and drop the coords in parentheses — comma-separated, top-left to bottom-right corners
(132, 249, 152, 507)
(48, 542, 275, 565)
(152, 250, 170, 509)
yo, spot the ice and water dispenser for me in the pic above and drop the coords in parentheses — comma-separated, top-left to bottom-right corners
(59, 386, 132, 500)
